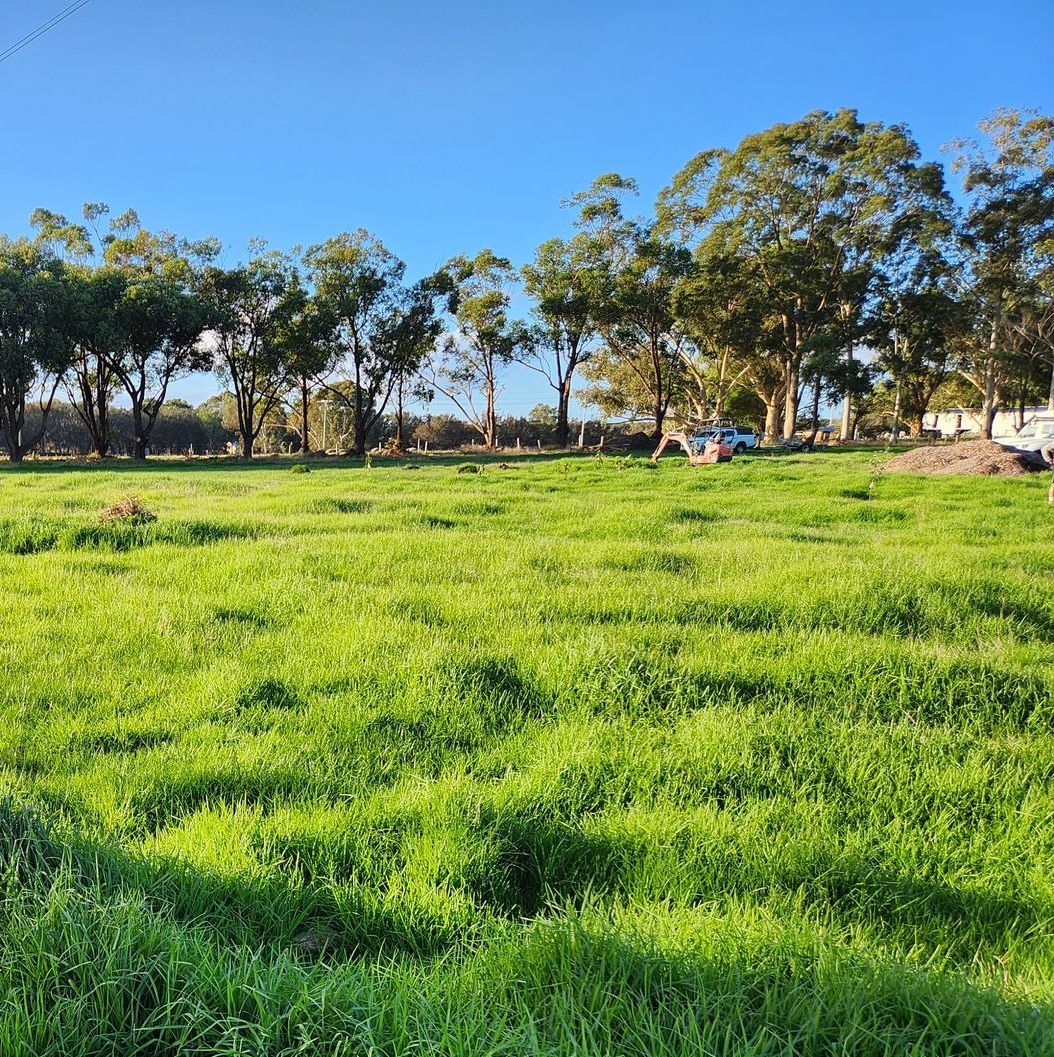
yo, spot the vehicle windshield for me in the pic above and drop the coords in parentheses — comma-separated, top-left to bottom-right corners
(1017, 420, 1054, 439)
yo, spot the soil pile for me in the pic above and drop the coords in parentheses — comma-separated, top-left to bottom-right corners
(883, 440, 1045, 477)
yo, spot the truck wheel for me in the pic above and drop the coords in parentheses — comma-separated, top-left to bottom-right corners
(734, 442, 747, 454)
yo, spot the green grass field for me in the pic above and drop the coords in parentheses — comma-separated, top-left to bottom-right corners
(0, 449, 1051, 1056)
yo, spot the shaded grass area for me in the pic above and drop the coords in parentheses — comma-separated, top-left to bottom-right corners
(0, 450, 1052, 1054)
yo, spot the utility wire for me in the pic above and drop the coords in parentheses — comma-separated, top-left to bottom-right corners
(0, 0, 92, 66)
(0, 0, 90, 62)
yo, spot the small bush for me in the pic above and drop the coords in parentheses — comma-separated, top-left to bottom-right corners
(290, 463, 311, 475)
(455, 463, 483, 475)
(99, 496, 157, 525)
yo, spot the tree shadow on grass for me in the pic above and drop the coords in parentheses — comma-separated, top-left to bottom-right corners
(1, 799, 1049, 1055)
(0, 798, 458, 961)
(469, 809, 1052, 972)
(775, 857, 1054, 969)
(481, 913, 1052, 1057)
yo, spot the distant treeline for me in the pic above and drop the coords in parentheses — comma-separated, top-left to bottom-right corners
(1, 107, 1051, 463)
(22, 396, 617, 457)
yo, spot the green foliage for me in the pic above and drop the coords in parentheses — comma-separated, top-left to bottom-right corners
(948, 109, 1054, 435)
(424, 251, 528, 448)
(571, 175, 696, 434)
(198, 248, 304, 458)
(0, 239, 71, 462)
(304, 231, 440, 456)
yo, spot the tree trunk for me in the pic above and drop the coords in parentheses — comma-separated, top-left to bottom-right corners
(650, 334, 665, 438)
(353, 393, 366, 456)
(979, 376, 998, 439)
(782, 359, 799, 440)
(911, 412, 925, 437)
(555, 377, 571, 448)
(352, 355, 367, 456)
(890, 376, 902, 443)
(1047, 357, 1054, 413)
(300, 377, 311, 454)
(484, 380, 497, 448)
(71, 360, 112, 457)
(850, 400, 866, 440)
(131, 406, 148, 460)
(1, 414, 24, 461)
(838, 345, 854, 442)
(805, 383, 822, 446)
(979, 321, 1000, 440)
(2, 430, 24, 461)
(763, 399, 781, 446)
(394, 379, 406, 452)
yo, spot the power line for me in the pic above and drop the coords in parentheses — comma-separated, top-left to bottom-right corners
(0, 0, 91, 63)
(0, 0, 92, 66)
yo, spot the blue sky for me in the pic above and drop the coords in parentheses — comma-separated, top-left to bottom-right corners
(2, 0, 1052, 416)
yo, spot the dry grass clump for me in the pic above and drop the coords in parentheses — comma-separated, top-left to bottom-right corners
(99, 495, 157, 524)
(883, 440, 1043, 477)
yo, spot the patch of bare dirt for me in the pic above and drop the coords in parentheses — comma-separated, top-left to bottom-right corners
(883, 441, 1045, 477)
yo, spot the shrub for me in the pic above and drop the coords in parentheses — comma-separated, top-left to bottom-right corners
(290, 463, 311, 474)
(456, 463, 483, 475)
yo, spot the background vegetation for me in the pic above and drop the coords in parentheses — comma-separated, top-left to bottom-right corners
(3, 107, 1052, 463)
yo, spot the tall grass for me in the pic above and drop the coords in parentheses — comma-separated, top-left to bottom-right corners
(0, 450, 1051, 1054)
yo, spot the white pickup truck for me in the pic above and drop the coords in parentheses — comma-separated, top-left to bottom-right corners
(706, 425, 761, 454)
(995, 416, 1054, 462)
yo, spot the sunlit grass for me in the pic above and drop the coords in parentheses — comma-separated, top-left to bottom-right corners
(0, 449, 1051, 1055)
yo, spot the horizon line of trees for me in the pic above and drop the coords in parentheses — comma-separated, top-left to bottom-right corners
(1, 106, 1051, 463)
(20, 394, 631, 458)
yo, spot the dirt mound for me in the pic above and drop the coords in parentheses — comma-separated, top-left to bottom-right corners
(883, 441, 1045, 477)
(99, 495, 158, 523)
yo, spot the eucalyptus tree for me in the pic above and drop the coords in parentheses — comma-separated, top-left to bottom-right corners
(520, 235, 600, 446)
(571, 174, 695, 437)
(1011, 289, 1054, 413)
(29, 204, 126, 455)
(100, 218, 219, 458)
(658, 110, 949, 439)
(272, 288, 339, 455)
(62, 268, 123, 456)
(200, 246, 302, 459)
(0, 239, 71, 462)
(304, 231, 440, 456)
(948, 109, 1054, 437)
(671, 248, 774, 425)
(378, 280, 443, 451)
(112, 276, 213, 458)
(29, 203, 219, 458)
(867, 278, 965, 436)
(423, 250, 526, 448)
